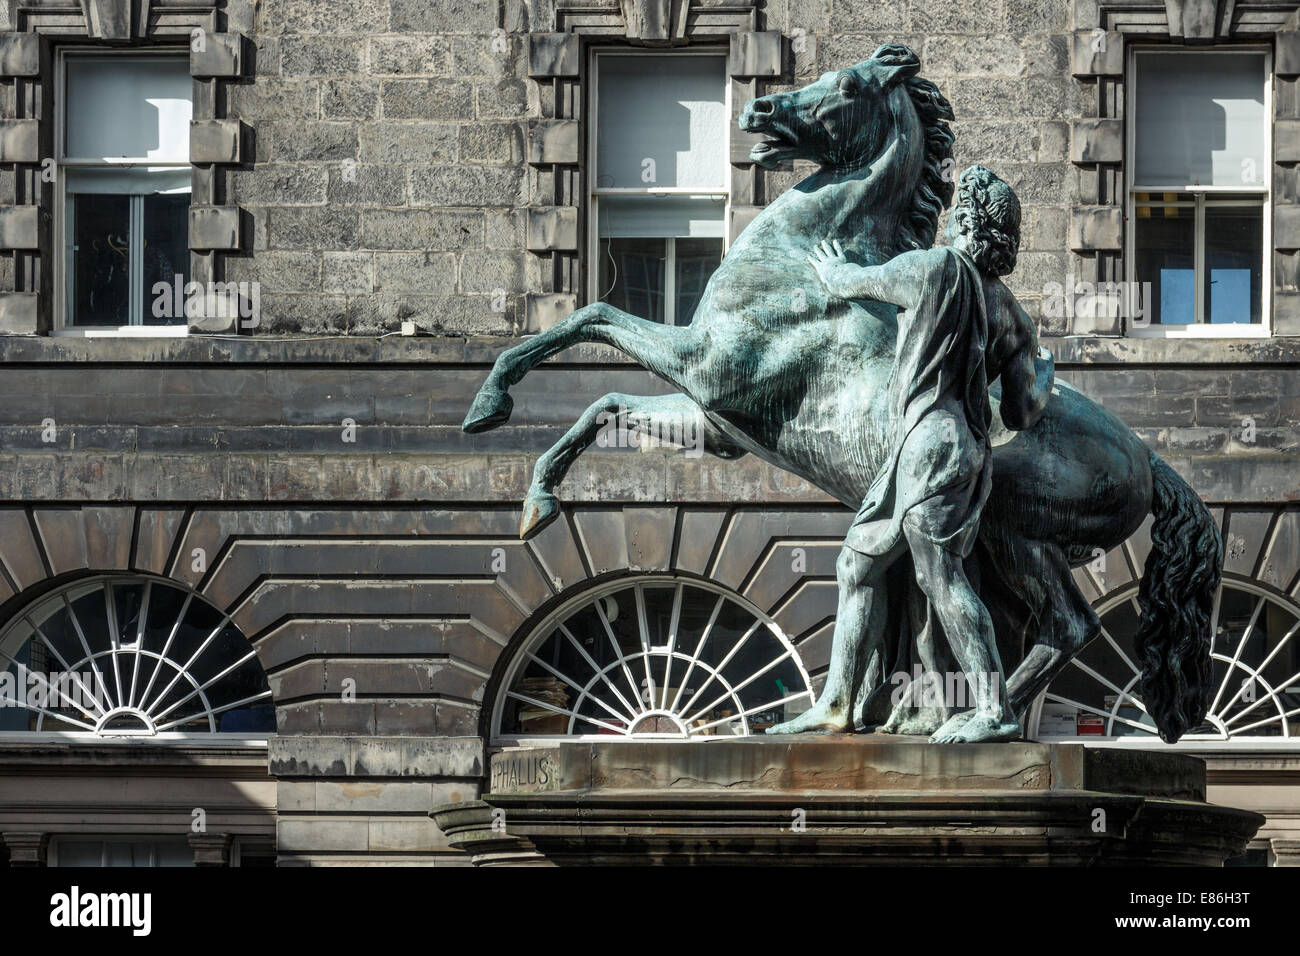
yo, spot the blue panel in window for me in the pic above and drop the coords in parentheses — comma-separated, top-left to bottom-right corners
(1159, 268, 1194, 324)
(1209, 268, 1252, 324)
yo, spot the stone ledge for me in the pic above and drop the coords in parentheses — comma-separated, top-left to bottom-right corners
(0, 739, 268, 769)
(430, 737, 1264, 866)
(1, 334, 1299, 367)
(0, 447, 1291, 506)
(482, 736, 1206, 798)
(269, 735, 484, 779)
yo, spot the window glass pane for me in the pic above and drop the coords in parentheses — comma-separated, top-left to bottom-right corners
(55, 840, 194, 867)
(142, 193, 190, 325)
(599, 237, 665, 323)
(105, 841, 154, 866)
(56, 841, 105, 866)
(596, 55, 726, 189)
(1205, 203, 1263, 324)
(1133, 198, 1195, 325)
(67, 190, 130, 326)
(675, 237, 722, 325)
(65, 57, 192, 161)
(153, 841, 195, 867)
(597, 195, 725, 238)
(0, 631, 36, 731)
(1134, 52, 1266, 187)
(65, 168, 190, 327)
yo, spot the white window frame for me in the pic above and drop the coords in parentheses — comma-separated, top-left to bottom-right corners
(489, 575, 814, 744)
(52, 48, 193, 337)
(0, 574, 275, 745)
(585, 46, 731, 326)
(1125, 45, 1273, 338)
(1029, 575, 1300, 752)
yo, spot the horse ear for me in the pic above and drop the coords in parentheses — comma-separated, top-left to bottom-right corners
(870, 43, 921, 86)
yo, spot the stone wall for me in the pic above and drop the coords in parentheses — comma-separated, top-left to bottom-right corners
(221, 0, 1079, 334)
(224, 0, 532, 335)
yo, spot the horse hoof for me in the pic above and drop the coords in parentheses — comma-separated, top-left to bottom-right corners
(520, 491, 560, 540)
(462, 387, 513, 434)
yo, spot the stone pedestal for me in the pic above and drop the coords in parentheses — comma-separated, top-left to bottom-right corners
(430, 736, 1264, 866)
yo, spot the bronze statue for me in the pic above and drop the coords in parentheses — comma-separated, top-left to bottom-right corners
(463, 44, 1221, 743)
(772, 166, 1050, 742)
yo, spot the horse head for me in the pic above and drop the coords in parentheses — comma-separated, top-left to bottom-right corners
(738, 44, 956, 253)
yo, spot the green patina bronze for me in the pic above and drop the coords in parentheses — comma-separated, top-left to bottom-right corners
(463, 44, 1222, 744)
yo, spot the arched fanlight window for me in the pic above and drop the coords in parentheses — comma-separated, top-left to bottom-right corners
(1031, 577, 1300, 742)
(493, 575, 815, 740)
(0, 575, 274, 737)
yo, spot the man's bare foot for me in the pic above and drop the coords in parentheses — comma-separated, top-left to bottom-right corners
(766, 703, 849, 734)
(929, 712, 1021, 743)
(878, 710, 904, 734)
(881, 709, 948, 736)
(926, 710, 973, 741)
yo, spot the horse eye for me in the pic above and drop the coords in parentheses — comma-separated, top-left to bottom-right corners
(838, 73, 857, 95)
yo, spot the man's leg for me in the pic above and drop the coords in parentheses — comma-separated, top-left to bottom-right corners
(902, 517, 1020, 743)
(766, 542, 901, 734)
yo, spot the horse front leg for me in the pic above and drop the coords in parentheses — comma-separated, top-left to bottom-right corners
(463, 302, 698, 433)
(519, 392, 746, 539)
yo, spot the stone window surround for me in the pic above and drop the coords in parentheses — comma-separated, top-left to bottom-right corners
(522, 0, 782, 332)
(1069, 0, 1300, 336)
(2, 830, 250, 866)
(0, 0, 246, 335)
(0, 737, 274, 867)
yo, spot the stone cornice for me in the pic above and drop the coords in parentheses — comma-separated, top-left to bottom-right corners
(4, 334, 1300, 367)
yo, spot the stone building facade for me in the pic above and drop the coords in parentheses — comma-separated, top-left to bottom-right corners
(0, 0, 1297, 865)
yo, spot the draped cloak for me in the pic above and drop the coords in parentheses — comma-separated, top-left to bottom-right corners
(845, 246, 993, 558)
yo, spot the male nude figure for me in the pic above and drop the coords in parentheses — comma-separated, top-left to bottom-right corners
(768, 165, 1054, 743)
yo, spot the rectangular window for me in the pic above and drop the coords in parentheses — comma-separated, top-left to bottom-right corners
(1127, 48, 1270, 335)
(50, 838, 194, 867)
(56, 53, 193, 332)
(589, 51, 728, 325)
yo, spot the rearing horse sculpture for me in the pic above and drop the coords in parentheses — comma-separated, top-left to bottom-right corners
(463, 45, 1222, 743)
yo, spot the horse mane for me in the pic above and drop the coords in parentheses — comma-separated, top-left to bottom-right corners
(897, 75, 955, 252)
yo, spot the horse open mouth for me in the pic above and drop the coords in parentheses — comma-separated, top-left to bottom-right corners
(750, 133, 798, 166)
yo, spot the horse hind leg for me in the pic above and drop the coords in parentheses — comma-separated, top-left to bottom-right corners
(520, 392, 744, 540)
(464, 302, 699, 434)
(1002, 542, 1102, 723)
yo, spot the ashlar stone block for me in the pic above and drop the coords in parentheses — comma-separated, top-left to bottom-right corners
(527, 33, 578, 78)
(526, 206, 577, 252)
(190, 205, 242, 251)
(527, 120, 579, 166)
(190, 120, 242, 165)
(191, 33, 244, 77)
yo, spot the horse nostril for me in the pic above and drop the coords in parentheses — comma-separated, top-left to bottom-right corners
(748, 97, 776, 115)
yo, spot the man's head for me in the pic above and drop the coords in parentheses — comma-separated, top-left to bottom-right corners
(945, 165, 1021, 277)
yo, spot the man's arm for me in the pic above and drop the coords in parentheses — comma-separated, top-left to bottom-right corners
(997, 298, 1054, 431)
(808, 240, 933, 311)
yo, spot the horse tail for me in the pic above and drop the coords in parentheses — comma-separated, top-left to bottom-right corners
(1135, 451, 1222, 742)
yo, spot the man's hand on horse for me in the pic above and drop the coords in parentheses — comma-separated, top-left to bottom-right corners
(808, 239, 854, 297)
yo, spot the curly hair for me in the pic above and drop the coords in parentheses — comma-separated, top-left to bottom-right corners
(953, 165, 1021, 277)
